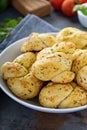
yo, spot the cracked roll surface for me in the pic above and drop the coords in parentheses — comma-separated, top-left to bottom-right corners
(32, 52, 73, 82)
(39, 82, 73, 108)
(59, 84, 87, 108)
(39, 82, 87, 108)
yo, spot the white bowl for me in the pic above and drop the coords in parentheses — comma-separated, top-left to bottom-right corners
(77, 3, 87, 28)
(1, 34, 87, 113)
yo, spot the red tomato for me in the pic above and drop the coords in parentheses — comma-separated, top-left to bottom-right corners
(50, 0, 64, 10)
(61, 0, 77, 16)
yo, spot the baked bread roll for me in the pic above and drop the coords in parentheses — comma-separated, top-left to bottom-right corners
(37, 41, 75, 60)
(52, 41, 75, 54)
(1, 52, 43, 99)
(36, 42, 75, 83)
(39, 82, 87, 108)
(7, 72, 43, 99)
(13, 52, 36, 69)
(21, 32, 56, 52)
(59, 84, 87, 108)
(76, 66, 87, 90)
(72, 50, 87, 73)
(72, 49, 87, 90)
(1, 52, 36, 79)
(56, 27, 87, 49)
(32, 52, 74, 83)
(1, 62, 28, 79)
(39, 82, 73, 108)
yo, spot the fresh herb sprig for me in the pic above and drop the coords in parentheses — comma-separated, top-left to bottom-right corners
(0, 17, 22, 43)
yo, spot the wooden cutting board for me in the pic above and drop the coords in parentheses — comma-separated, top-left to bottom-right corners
(12, 0, 51, 17)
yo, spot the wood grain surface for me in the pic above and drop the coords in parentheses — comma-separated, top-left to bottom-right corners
(12, 0, 51, 17)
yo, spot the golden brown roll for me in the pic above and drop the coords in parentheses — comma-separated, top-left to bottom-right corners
(32, 52, 73, 82)
(21, 33, 46, 52)
(21, 32, 56, 53)
(7, 72, 43, 99)
(76, 66, 87, 90)
(72, 49, 87, 90)
(39, 82, 87, 108)
(1, 62, 28, 79)
(72, 50, 87, 74)
(52, 41, 76, 54)
(56, 27, 87, 49)
(59, 84, 87, 108)
(13, 52, 36, 69)
(37, 41, 75, 60)
(39, 82, 73, 108)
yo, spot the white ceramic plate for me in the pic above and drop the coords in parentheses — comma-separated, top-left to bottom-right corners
(0, 34, 87, 113)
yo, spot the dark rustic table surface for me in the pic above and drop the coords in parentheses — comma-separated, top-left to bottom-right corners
(0, 5, 87, 130)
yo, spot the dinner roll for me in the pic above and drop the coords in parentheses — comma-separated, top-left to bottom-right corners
(39, 82, 73, 108)
(37, 41, 75, 60)
(7, 72, 43, 99)
(56, 27, 87, 49)
(59, 84, 87, 108)
(1, 62, 28, 79)
(21, 33, 56, 53)
(76, 66, 87, 90)
(32, 52, 72, 82)
(13, 52, 36, 69)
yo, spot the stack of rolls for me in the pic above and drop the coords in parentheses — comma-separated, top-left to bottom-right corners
(1, 27, 87, 108)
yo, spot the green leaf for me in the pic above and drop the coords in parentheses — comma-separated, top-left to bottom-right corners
(4, 17, 23, 27)
(0, 17, 23, 43)
(5, 19, 18, 28)
(73, 4, 87, 15)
